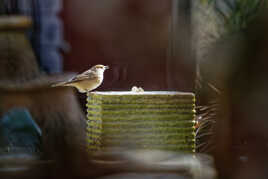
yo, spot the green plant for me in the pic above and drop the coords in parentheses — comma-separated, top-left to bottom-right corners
(201, 0, 265, 32)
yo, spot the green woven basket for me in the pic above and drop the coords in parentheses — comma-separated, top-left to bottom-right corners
(86, 91, 196, 152)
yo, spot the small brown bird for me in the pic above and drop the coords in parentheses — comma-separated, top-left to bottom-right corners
(52, 64, 109, 93)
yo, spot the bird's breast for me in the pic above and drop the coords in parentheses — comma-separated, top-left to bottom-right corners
(72, 78, 100, 92)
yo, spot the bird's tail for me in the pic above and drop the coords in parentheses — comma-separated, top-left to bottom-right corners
(51, 81, 69, 87)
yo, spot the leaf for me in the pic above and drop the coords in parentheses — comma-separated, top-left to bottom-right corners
(200, 0, 214, 5)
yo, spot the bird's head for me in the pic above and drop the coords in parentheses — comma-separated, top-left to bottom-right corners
(91, 64, 109, 74)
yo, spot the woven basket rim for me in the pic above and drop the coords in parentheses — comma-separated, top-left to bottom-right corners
(89, 91, 195, 96)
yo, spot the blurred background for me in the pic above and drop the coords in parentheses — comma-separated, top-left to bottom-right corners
(11, 0, 194, 92)
(0, 0, 268, 178)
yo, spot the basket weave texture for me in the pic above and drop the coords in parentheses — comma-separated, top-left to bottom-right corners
(87, 91, 196, 152)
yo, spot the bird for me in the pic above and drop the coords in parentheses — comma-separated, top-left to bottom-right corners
(52, 64, 109, 93)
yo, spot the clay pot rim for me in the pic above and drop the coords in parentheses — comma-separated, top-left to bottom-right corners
(0, 15, 32, 31)
(0, 73, 76, 91)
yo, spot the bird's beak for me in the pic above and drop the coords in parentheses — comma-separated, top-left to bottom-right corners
(105, 66, 109, 70)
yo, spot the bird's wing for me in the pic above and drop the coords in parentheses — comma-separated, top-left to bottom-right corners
(52, 69, 98, 87)
(68, 70, 98, 83)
